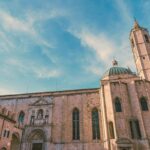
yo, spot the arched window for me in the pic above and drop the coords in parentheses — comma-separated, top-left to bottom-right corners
(18, 111, 25, 124)
(129, 119, 141, 139)
(115, 97, 122, 112)
(92, 108, 100, 140)
(72, 108, 80, 140)
(109, 121, 115, 139)
(140, 97, 148, 111)
(37, 109, 43, 119)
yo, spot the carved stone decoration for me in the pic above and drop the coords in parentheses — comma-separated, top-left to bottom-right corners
(30, 96, 54, 106)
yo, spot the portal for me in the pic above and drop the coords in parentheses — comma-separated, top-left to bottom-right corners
(32, 143, 43, 150)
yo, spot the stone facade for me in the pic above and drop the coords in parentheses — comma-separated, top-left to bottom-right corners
(0, 21, 150, 150)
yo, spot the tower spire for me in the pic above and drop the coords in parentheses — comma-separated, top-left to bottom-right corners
(133, 18, 140, 29)
(130, 19, 150, 80)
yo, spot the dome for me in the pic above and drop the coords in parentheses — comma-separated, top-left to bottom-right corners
(102, 60, 135, 78)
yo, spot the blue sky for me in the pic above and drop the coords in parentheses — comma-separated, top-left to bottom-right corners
(0, 0, 150, 94)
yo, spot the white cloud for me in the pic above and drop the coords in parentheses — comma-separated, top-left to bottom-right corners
(0, 11, 36, 35)
(68, 28, 117, 64)
(79, 31, 116, 62)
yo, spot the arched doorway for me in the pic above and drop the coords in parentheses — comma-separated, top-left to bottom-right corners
(28, 129, 45, 150)
(10, 133, 20, 150)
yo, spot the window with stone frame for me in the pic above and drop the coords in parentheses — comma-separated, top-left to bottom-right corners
(72, 108, 80, 140)
(129, 119, 141, 139)
(114, 97, 122, 112)
(140, 97, 148, 111)
(18, 111, 25, 124)
(92, 108, 100, 140)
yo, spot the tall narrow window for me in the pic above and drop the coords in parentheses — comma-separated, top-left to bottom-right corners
(92, 108, 100, 139)
(129, 119, 141, 139)
(109, 122, 115, 139)
(72, 108, 80, 140)
(144, 34, 149, 43)
(115, 97, 122, 112)
(140, 97, 148, 111)
(18, 111, 25, 124)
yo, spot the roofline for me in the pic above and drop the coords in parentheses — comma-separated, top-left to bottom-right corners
(0, 87, 100, 100)
(101, 66, 137, 79)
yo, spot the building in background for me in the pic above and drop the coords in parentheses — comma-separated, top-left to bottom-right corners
(0, 106, 22, 150)
(0, 21, 150, 150)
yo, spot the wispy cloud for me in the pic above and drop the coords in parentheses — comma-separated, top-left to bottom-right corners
(0, 30, 15, 52)
(115, 0, 132, 24)
(5, 58, 62, 79)
(0, 11, 36, 35)
(33, 68, 61, 79)
(79, 31, 116, 62)
(68, 28, 117, 64)
(0, 10, 54, 51)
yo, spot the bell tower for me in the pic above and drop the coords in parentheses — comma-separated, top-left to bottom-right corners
(130, 20, 150, 80)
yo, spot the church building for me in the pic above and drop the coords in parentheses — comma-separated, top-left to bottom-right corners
(0, 21, 150, 150)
